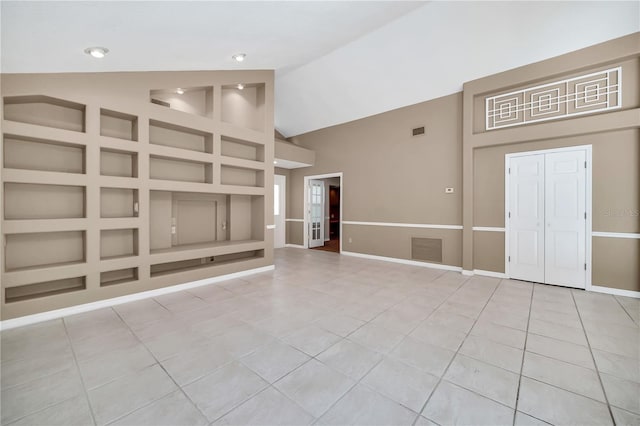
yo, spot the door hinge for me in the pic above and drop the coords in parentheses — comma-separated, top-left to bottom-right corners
(508, 212, 511, 219)
(508, 167, 511, 174)
(584, 212, 587, 219)
(584, 161, 587, 169)
(508, 256, 511, 262)
(584, 263, 587, 271)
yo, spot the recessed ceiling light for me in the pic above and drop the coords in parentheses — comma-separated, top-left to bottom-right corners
(84, 46, 109, 59)
(176, 88, 185, 95)
(232, 53, 246, 62)
(236, 83, 244, 90)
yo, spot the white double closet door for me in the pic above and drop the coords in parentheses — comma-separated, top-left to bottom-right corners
(508, 148, 588, 289)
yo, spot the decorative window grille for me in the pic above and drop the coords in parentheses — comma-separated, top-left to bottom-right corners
(485, 67, 621, 130)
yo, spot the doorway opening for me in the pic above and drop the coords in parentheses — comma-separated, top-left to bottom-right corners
(304, 173, 343, 253)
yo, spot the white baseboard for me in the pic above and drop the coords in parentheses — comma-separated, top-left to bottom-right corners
(341, 251, 462, 272)
(284, 244, 305, 249)
(0, 265, 275, 331)
(474, 269, 507, 279)
(590, 285, 640, 299)
(462, 270, 474, 276)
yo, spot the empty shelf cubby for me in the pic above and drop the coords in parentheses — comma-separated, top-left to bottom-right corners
(221, 136, 264, 162)
(100, 267, 138, 287)
(100, 188, 138, 218)
(150, 249, 264, 277)
(5, 276, 86, 303)
(100, 228, 138, 260)
(221, 84, 265, 131)
(5, 231, 86, 271)
(4, 183, 85, 220)
(101, 148, 138, 177)
(150, 156, 212, 183)
(3, 95, 85, 132)
(3, 135, 85, 174)
(149, 86, 213, 118)
(100, 109, 138, 141)
(220, 165, 263, 187)
(149, 120, 213, 153)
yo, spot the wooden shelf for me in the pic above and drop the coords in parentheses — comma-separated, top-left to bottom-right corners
(2, 219, 88, 234)
(220, 156, 266, 171)
(3, 168, 88, 186)
(150, 239, 264, 263)
(3, 120, 88, 146)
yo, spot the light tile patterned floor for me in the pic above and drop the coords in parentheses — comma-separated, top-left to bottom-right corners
(1, 248, 639, 426)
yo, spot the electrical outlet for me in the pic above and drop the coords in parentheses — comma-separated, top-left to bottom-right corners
(445, 188, 454, 194)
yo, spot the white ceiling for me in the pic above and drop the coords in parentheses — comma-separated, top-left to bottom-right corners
(2, 1, 638, 137)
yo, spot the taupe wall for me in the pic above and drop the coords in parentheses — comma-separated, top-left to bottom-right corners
(289, 93, 463, 265)
(289, 32, 639, 292)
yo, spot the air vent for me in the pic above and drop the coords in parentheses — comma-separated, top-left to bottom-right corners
(411, 237, 442, 263)
(412, 126, 425, 137)
(151, 98, 171, 108)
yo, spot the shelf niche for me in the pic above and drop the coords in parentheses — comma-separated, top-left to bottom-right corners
(149, 120, 213, 153)
(100, 267, 138, 287)
(150, 156, 212, 183)
(4, 183, 85, 220)
(221, 84, 265, 131)
(150, 249, 264, 277)
(5, 276, 86, 303)
(3, 95, 85, 132)
(101, 149, 138, 178)
(221, 165, 264, 187)
(221, 136, 264, 162)
(100, 187, 138, 218)
(100, 228, 138, 260)
(3, 135, 85, 174)
(149, 191, 264, 252)
(100, 109, 138, 141)
(5, 231, 85, 272)
(149, 86, 213, 118)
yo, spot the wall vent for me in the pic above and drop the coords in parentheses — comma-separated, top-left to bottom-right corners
(412, 126, 425, 137)
(151, 98, 171, 108)
(411, 237, 442, 263)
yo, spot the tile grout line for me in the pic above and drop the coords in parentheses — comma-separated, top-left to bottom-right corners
(61, 317, 100, 426)
(511, 279, 535, 425)
(411, 274, 500, 425)
(107, 306, 212, 425)
(612, 295, 639, 327)
(310, 272, 473, 425)
(570, 290, 616, 425)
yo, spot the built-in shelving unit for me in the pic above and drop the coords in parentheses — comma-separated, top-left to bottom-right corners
(1, 70, 274, 320)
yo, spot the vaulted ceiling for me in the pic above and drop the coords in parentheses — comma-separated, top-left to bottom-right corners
(2, 1, 638, 137)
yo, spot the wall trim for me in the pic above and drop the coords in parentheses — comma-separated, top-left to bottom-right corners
(590, 285, 640, 299)
(284, 244, 305, 248)
(474, 269, 507, 279)
(285, 218, 304, 222)
(343, 221, 463, 230)
(472, 226, 505, 232)
(592, 231, 640, 239)
(462, 270, 474, 276)
(341, 251, 462, 272)
(0, 265, 275, 331)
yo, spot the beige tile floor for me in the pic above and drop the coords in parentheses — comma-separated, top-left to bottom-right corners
(1, 248, 639, 426)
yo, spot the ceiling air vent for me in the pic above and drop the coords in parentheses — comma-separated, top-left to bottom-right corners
(412, 126, 425, 137)
(411, 237, 442, 263)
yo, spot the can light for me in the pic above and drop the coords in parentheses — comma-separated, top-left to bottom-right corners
(236, 84, 244, 90)
(232, 53, 246, 62)
(84, 47, 109, 59)
(176, 88, 185, 95)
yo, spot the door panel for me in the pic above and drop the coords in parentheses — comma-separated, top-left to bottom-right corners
(509, 154, 545, 283)
(545, 150, 586, 288)
(309, 179, 325, 248)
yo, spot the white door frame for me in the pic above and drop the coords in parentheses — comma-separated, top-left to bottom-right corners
(505, 145, 592, 291)
(274, 174, 286, 248)
(304, 172, 343, 253)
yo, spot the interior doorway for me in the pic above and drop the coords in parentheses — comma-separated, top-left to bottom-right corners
(274, 174, 286, 248)
(304, 173, 343, 253)
(505, 145, 592, 289)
